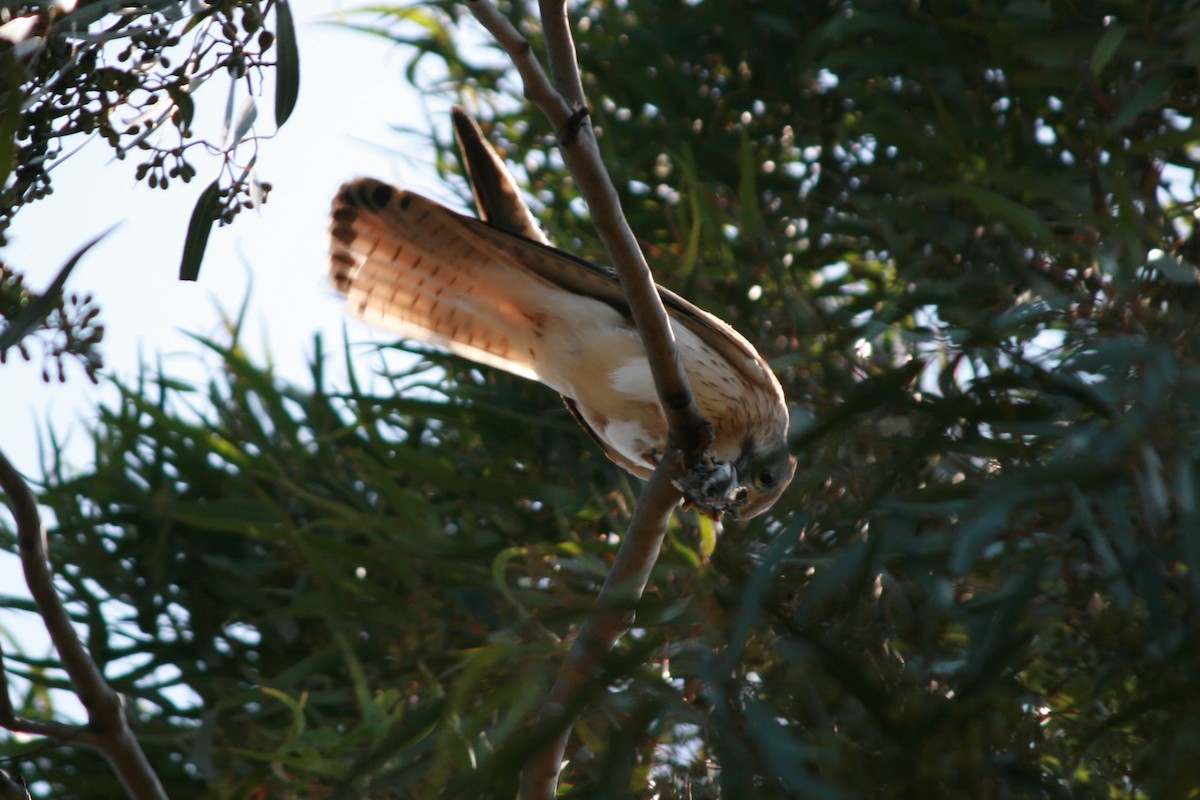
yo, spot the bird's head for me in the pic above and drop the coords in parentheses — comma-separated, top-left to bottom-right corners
(678, 440, 796, 521)
(725, 440, 797, 520)
(720, 443, 796, 520)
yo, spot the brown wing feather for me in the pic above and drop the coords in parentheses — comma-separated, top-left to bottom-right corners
(441, 211, 780, 399)
(333, 178, 787, 417)
(330, 179, 558, 382)
(332, 178, 779, 403)
(451, 107, 549, 244)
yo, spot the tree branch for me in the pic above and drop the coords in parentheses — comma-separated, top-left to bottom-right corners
(462, 4, 715, 798)
(0, 641, 93, 741)
(0, 446, 167, 800)
(464, 0, 711, 456)
(537, 0, 586, 109)
(465, 0, 575, 132)
(519, 464, 680, 799)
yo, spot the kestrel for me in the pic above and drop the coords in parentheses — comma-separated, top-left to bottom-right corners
(328, 132, 795, 519)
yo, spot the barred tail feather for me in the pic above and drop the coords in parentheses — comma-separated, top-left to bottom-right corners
(329, 178, 553, 381)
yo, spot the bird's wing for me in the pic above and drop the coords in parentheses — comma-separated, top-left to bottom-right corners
(451, 107, 549, 244)
(443, 211, 780, 395)
(330, 179, 562, 382)
(561, 396, 654, 478)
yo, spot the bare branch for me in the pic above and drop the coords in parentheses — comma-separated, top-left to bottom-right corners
(461, 4, 717, 798)
(0, 446, 168, 800)
(464, 0, 574, 132)
(464, 0, 711, 456)
(537, 0, 586, 109)
(0, 638, 92, 740)
(519, 463, 681, 800)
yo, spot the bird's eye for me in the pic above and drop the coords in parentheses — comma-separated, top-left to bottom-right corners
(757, 468, 776, 488)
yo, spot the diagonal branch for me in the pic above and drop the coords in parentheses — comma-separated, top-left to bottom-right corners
(462, 3, 714, 799)
(536, 0, 586, 109)
(465, 0, 711, 458)
(0, 446, 167, 800)
(519, 464, 680, 800)
(0, 636, 94, 742)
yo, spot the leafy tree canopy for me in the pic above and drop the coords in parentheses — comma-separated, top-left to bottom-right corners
(3, 1, 1200, 798)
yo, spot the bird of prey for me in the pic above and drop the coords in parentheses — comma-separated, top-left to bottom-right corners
(328, 114, 795, 520)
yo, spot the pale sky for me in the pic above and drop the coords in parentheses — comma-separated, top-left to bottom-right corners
(2, 4, 474, 475)
(1, 1, 478, 711)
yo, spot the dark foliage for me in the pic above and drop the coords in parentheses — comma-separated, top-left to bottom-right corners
(4, 1, 1200, 798)
(0, 0, 292, 279)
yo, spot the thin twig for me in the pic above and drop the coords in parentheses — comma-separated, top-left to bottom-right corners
(462, 3, 715, 798)
(465, 0, 711, 456)
(0, 640, 93, 741)
(465, 0, 574, 131)
(537, 0, 585, 109)
(0, 446, 168, 800)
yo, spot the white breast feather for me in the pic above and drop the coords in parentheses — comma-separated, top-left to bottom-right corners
(598, 418, 655, 464)
(609, 358, 657, 402)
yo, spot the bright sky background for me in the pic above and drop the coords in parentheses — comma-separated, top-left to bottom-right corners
(1, 1, 475, 712)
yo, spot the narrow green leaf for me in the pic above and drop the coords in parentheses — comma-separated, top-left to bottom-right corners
(1149, 256, 1200, 285)
(274, 0, 301, 127)
(676, 144, 702, 277)
(342, 699, 444, 786)
(167, 84, 195, 130)
(949, 497, 1013, 574)
(936, 183, 1053, 242)
(745, 699, 838, 798)
(221, 78, 236, 143)
(230, 97, 258, 147)
(179, 180, 221, 281)
(0, 227, 115, 352)
(738, 124, 761, 241)
(1110, 72, 1173, 130)
(0, 72, 22, 190)
(697, 514, 718, 560)
(1090, 24, 1126, 77)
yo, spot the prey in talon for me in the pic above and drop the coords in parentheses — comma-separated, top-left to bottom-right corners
(328, 112, 795, 520)
(675, 457, 744, 521)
